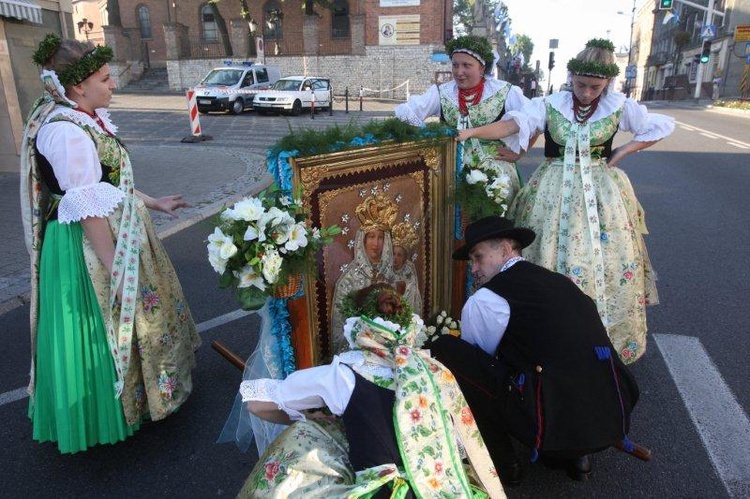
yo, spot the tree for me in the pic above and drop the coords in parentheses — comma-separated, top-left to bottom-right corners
(511, 34, 534, 71)
(453, 0, 505, 36)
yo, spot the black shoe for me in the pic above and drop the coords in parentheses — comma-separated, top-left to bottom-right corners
(565, 455, 592, 482)
(498, 461, 523, 487)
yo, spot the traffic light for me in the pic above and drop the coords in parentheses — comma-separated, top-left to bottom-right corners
(700, 40, 711, 64)
(548, 51, 555, 71)
(658, 0, 673, 10)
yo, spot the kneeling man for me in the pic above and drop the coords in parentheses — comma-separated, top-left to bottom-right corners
(430, 216, 639, 485)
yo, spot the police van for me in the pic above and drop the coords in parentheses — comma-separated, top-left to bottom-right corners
(194, 61, 281, 115)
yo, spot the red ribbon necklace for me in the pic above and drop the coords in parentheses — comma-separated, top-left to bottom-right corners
(572, 94, 601, 124)
(458, 78, 485, 116)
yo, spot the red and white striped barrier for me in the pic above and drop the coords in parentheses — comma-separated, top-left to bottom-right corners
(181, 89, 212, 143)
(192, 87, 266, 94)
(186, 89, 201, 136)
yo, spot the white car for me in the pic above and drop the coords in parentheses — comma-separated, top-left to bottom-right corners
(194, 62, 281, 115)
(253, 76, 332, 116)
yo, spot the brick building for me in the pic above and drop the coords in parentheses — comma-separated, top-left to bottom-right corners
(86, 0, 454, 94)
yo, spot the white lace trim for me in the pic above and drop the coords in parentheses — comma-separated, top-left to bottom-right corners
(239, 379, 281, 403)
(58, 182, 125, 223)
(44, 106, 118, 136)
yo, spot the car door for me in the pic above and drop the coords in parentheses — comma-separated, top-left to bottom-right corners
(312, 79, 330, 106)
(299, 79, 314, 107)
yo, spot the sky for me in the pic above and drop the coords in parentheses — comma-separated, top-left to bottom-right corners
(501, 0, 639, 89)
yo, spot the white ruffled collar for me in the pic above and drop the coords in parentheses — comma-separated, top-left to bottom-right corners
(44, 106, 119, 135)
(546, 91, 626, 124)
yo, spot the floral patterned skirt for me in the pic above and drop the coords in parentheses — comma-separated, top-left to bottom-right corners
(510, 159, 658, 363)
(84, 201, 201, 424)
(239, 420, 358, 498)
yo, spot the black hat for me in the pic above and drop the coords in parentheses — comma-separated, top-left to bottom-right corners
(452, 216, 536, 260)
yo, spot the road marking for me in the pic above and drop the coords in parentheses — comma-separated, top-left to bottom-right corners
(654, 334, 750, 498)
(728, 142, 749, 150)
(680, 125, 696, 131)
(196, 308, 253, 333)
(0, 387, 28, 406)
(675, 120, 750, 148)
(0, 309, 253, 407)
(700, 132, 718, 139)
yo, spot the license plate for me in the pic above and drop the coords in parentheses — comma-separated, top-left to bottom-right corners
(198, 99, 211, 105)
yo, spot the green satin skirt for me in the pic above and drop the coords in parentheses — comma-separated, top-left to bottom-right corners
(28, 220, 138, 453)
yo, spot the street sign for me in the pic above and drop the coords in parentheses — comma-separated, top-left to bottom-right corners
(735, 25, 750, 42)
(701, 24, 716, 40)
(625, 65, 637, 79)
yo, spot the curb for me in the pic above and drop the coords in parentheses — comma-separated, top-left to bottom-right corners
(0, 174, 274, 316)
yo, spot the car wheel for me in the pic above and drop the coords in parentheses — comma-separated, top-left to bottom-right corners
(290, 100, 302, 116)
(230, 98, 244, 115)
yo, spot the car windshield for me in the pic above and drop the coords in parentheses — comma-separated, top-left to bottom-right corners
(271, 79, 303, 91)
(201, 69, 243, 86)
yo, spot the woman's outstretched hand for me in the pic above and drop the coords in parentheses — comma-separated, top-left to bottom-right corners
(151, 194, 191, 216)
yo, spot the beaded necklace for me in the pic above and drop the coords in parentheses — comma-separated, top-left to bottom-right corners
(458, 78, 485, 116)
(572, 94, 601, 124)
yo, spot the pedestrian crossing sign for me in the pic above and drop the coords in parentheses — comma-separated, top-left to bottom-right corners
(701, 25, 716, 40)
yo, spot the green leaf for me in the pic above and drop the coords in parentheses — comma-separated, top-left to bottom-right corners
(218, 271, 235, 289)
(237, 286, 267, 310)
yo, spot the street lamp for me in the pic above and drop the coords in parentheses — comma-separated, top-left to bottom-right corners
(77, 18, 94, 41)
(266, 9, 283, 56)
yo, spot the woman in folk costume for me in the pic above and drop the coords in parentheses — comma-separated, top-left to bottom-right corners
(20, 34, 201, 453)
(237, 284, 505, 498)
(395, 35, 531, 218)
(457, 39, 674, 363)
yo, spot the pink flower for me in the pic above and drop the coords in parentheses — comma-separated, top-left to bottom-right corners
(460, 406, 474, 425)
(264, 461, 281, 481)
(434, 461, 444, 475)
(622, 271, 633, 280)
(410, 409, 422, 424)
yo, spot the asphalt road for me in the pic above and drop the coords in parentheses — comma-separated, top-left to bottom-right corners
(1, 102, 748, 497)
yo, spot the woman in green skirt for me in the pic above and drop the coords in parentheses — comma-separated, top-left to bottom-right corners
(20, 34, 201, 454)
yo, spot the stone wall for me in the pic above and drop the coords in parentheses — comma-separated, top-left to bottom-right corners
(166, 44, 450, 100)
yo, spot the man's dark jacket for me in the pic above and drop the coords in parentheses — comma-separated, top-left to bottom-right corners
(484, 260, 639, 455)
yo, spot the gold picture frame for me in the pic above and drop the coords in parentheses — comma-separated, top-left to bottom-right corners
(285, 137, 458, 367)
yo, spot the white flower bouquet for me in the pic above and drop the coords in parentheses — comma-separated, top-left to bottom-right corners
(423, 310, 461, 343)
(207, 184, 340, 310)
(454, 163, 512, 223)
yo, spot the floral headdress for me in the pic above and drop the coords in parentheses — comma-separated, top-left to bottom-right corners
(391, 221, 418, 252)
(355, 193, 398, 232)
(32, 33, 114, 87)
(446, 35, 494, 70)
(567, 38, 620, 79)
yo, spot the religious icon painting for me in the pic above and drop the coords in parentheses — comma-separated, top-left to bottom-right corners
(286, 137, 457, 364)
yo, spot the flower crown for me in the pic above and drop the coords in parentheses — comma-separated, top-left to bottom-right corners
(446, 35, 493, 69)
(566, 38, 620, 79)
(339, 284, 414, 330)
(32, 33, 113, 87)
